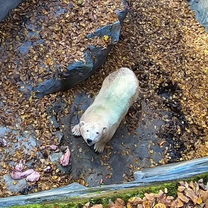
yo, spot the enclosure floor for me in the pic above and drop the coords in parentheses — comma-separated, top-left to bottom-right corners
(0, 0, 208, 197)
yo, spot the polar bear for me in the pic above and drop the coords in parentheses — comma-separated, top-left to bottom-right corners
(72, 67, 139, 153)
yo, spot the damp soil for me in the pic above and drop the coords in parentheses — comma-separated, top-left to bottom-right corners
(58, 76, 187, 187)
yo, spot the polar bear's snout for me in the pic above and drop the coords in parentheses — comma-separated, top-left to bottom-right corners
(87, 139, 93, 144)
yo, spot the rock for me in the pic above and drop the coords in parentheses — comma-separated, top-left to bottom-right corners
(3, 175, 28, 193)
(50, 152, 71, 174)
(54, 131, 64, 143)
(189, 0, 208, 32)
(0, 0, 22, 22)
(33, 5, 128, 98)
(50, 152, 63, 163)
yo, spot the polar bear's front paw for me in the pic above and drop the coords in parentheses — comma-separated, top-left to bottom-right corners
(72, 124, 81, 137)
(94, 143, 105, 153)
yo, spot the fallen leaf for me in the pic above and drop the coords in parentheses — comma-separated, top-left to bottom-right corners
(128, 197, 143, 205)
(115, 198, 125, 208)
(200, 190, 208, 202)
(156, 190, 164, 198)
(177, 192, 189, 203)
(153, 203, 166, 208)
(170, 200, 177, 208)
(106, 202, 115, 208)
(176, 198, 184, 208)
(137, 204, 143, 208)
(184, 188, 199, 204)
(91, 204, 103, 208)
(83, 202, 90, 208)
(145, 193, 155, 201)
(143, 201, 151, 208)
(177, 186, 186, 192)
(197, 196, 202, 205)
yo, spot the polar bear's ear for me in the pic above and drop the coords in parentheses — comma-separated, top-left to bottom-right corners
(80, 121, 85, 126)
(103, 127, 107, 134)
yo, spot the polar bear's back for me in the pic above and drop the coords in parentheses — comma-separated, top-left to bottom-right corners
(97, 67, 138, 103)
(92, 68, 139, 124)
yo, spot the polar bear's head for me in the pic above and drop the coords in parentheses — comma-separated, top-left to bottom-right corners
(80, 121, 107, 146)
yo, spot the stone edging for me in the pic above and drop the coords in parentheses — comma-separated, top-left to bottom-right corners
(189, 0, 208, 32)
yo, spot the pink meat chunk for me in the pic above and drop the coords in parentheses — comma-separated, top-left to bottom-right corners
(60, 146, 70, 166)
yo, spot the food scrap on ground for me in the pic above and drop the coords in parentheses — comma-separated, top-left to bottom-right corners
(60, 146, 71, 166)
(10, 160, 40, 182)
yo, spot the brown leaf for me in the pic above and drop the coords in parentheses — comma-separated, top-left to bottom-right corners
(115, 198, 125, 208)
(184, 181, 190, 189)
(177, 192, 189, 203)
(165, 196, 174, 206)
(199, 181, 208, 191)
(177, 186, 186, 192)
(179, 181, 185, 186)
(194, 182, 200, 195)
(142, 201, 151, 208)
(200, 190, 208, 202)
(106, 202, 115, 208)
(91, 205, 103, 208)
(157, 194, 167, 204)
(189, 181, 195, 190)
(145, 193, 156, 201)
(127, 202, 133, 208)
(83, 202, 90, 208)
(128, 197, 143, 205)
(170, 200, 177, 208)
(176, 198, 184, 208)
(167, 196, 174, 201)
(153, 203, 166, 208)
(184, 188, 199, 204)
(155, 190, 164, 198)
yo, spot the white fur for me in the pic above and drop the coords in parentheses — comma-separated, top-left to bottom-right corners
(72, 67, 139, 153)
